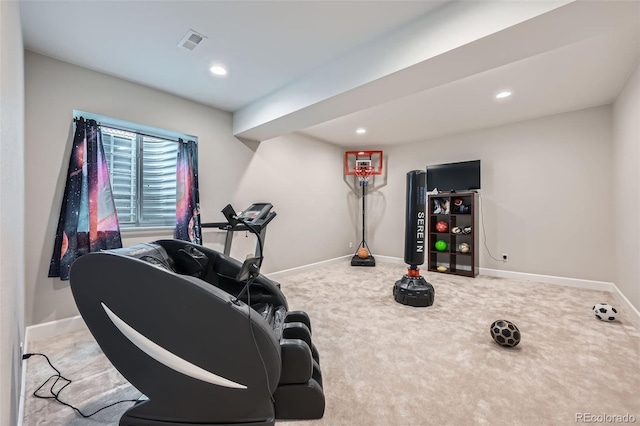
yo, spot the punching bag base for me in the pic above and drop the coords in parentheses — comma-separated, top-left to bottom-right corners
(351, 255, 376, 267)
(393, 275, 434, 307)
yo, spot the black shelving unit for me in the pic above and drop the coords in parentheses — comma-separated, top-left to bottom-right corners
(428, 192, 479, 277)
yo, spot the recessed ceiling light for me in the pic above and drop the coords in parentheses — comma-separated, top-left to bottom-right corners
(356, 128, 367, 135)
(496, 91, 512, 99)
(210, 65, 228, 76)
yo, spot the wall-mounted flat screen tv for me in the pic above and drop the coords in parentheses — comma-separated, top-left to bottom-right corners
(426, 160, 481, 192)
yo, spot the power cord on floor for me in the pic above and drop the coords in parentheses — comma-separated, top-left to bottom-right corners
(23, 353, 140, 418)
(477, 191, 507, 263)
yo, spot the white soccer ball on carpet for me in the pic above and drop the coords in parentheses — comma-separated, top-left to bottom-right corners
(592, 303, 618, 321)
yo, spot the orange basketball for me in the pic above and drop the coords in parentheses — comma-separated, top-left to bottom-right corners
(357, 247, 370, 259)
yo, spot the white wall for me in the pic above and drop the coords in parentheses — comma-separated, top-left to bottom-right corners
(23, 49, 631, 325)
(24, 52, 351, 326)
(367, 106, 613, 282)
(613, 60, 640, 311)
(232, 132, 355, 273)
(0, 2, 26, 425)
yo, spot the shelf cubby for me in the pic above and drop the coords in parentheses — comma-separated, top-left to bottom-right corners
(427, 192, 479, 277)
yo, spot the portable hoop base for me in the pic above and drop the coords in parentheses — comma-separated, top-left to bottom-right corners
(351, 253, 375, 267)
(393, 273, 434, 307)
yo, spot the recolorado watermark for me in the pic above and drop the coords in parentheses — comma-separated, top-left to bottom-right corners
(576, 413, 637, 423)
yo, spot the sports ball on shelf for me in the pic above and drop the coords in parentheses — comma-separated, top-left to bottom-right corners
(452, 198, 462, 213)
(357, 247, 370, 259)
(462, 226, 472, 234)
(458, 242, 470, 253)
(451, 226, 462, 234)
(452, 198, 470, 214)
(592, 303, 618, 321)
(490, 320, 521, 347)
(437, 265, 448, 272)
(435, 240, 448, 252)
(436, 221, 449, 233)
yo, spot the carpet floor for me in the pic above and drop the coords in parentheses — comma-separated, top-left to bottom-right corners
(23, 260, 640, 425)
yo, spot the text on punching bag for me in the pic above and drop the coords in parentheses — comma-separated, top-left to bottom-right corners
(416, 212, 425, 253)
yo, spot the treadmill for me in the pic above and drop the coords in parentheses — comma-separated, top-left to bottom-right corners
(201, 203, 276, 258)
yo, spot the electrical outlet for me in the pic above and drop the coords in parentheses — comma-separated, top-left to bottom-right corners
(349, 242, 353, 249)
(502, 253, 508, 261)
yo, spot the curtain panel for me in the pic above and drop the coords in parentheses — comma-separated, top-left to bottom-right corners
(175, 139, 201, 245)
(48, 117, 122, 280)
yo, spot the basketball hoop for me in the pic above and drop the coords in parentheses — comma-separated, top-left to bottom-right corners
(355, 166, 374, 186)
(344, 151, 382, 267)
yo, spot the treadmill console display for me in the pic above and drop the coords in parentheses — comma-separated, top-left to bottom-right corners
(237, 203, 273, 224)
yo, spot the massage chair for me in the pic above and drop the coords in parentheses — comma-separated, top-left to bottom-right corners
(69, 239, 325, 426)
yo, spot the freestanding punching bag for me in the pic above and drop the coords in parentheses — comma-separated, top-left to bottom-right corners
(393, 170, 435, 307)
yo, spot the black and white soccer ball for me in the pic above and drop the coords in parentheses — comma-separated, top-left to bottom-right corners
(592, 303, 618, 321)
(490, 320, 521, 347)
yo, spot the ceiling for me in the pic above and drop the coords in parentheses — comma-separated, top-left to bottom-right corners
(20, 1, 640, 147)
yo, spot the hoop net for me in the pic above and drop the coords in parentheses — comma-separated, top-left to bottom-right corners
(355, 166, 374, 186)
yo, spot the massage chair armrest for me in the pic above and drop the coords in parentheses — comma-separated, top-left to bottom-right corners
(284, 311, 312, 334)
(282, 322, 312, 349)
(279, 339, 313, 385)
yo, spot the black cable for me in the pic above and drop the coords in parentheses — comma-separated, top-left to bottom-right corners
(246, 286, 276, 404)
(231, 216, 265, 305)
(227, 211, 274, 403)
(237, 217, 265, 268)
(478, 192, 507, 263)
(23, 353, 140, 418)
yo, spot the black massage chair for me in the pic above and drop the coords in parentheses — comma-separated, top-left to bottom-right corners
(69, 239, 325, 426)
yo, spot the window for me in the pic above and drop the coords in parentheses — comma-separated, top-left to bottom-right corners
(77, 112, 194, 229)
(101, 127, 179, 228)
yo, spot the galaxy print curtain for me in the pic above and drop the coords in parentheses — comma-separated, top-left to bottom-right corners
(174, 139, 201, 245)
(48, 117, 122, 280)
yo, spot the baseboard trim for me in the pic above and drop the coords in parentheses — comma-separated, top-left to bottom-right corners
(267, 255, 351, 280)
(611, 282, 640, 325)
(17, 255, 639, 425)
(25, 315, 87, 343)
(479, 267, 615, 292)
(375, 258, 638, 322)
(17, 334, 28, 426)
(23, 265, 631, 327)
(368, 257, 614, 293)
(373, 255, 406, 265)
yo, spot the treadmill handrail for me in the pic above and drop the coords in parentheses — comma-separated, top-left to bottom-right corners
(201, 211, 277, 232)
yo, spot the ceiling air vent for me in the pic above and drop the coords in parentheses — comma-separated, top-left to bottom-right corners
(178, 30, 207, 51)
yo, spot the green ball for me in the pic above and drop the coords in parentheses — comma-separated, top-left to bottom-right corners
(435, 240, 448, 251)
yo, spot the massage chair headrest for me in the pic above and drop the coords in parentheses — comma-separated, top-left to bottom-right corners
(108, 243, 176, 272)
(106, 242, 210, 278)
(173, 245, 210, 277)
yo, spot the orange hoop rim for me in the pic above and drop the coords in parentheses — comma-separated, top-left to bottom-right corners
(354, 166, 374, 183)
(355, 166, 373, 175)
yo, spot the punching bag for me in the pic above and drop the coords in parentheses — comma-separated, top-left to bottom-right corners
(393, 170, 434, 307)
(404, 170, 426, 266)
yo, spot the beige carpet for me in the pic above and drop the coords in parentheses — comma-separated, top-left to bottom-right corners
(23, 260, 640, 425)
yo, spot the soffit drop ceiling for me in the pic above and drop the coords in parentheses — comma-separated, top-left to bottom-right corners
(19, 1, 640, 146)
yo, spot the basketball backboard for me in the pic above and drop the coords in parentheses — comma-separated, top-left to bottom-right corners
(344, 150, 383, 175)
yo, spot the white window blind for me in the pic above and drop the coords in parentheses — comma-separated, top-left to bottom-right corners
(101, 126, 178, 228)
(141, 136, 178, 225)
